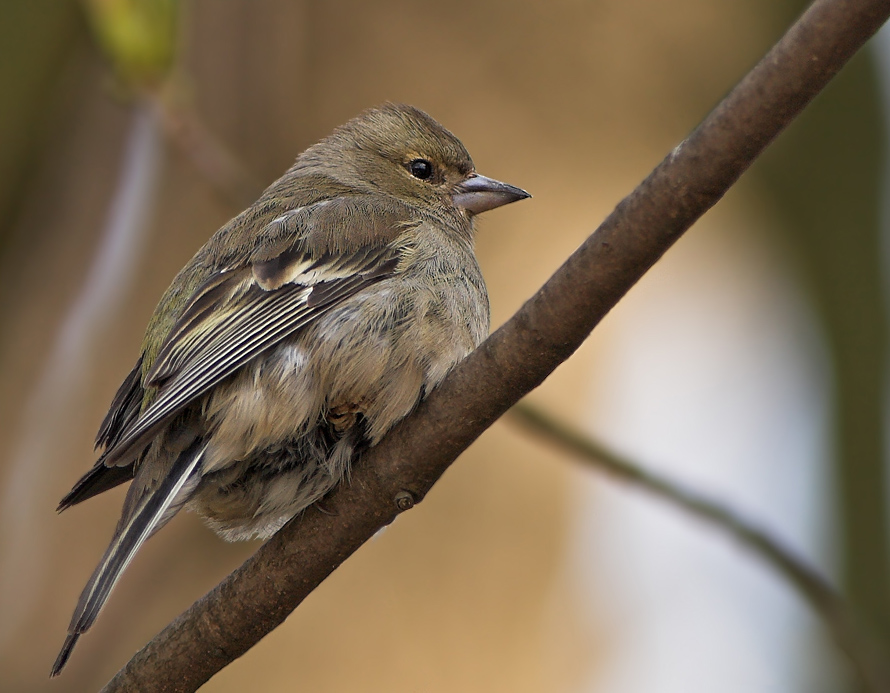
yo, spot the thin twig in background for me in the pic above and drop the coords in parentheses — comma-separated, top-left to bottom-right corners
(100, 0, 890, 690)
(508, 401, 890, 692)
(153, 86, 264, 208)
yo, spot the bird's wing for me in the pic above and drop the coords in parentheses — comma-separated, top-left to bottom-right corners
(104, 243, 401, 468)
(58, 196, 412, 509)
(78, 198, 413, 473)
(56, 244, 398, 508)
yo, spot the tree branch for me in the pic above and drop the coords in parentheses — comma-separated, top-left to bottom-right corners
(101, 0, 890, 690)
(508, 402, 890, 692)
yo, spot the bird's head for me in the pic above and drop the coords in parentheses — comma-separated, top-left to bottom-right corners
(301, 103, 529, 218)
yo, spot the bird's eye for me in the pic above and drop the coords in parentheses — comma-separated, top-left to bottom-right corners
(408, 159, 434, 180)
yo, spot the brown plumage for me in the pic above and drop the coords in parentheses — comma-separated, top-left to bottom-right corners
(52, 103, 529, 676)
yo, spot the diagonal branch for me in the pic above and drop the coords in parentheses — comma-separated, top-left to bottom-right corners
(101, 0, 890, 690)
(508, 402, 890, 692)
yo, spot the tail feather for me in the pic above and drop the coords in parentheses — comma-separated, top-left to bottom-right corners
(50, 440, 206, 677)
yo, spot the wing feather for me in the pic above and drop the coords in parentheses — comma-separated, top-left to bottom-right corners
(102, 245, 400, 466)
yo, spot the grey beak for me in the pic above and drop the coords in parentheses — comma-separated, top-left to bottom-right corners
(452, 174, 531, 215)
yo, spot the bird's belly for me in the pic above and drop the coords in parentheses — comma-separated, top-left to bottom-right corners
(190, 276, 485, 539)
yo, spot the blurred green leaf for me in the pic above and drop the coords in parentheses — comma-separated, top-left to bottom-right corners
(82, 0, 178, 88)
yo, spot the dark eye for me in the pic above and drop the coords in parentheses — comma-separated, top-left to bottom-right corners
(408, 159, 434, 180)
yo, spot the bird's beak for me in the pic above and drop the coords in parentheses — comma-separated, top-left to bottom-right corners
(452, 174, 531, 215)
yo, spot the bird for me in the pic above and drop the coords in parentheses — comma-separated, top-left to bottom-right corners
(51, 103, 529, 676)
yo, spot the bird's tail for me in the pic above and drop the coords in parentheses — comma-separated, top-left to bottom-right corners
(50, 440, 207, 677)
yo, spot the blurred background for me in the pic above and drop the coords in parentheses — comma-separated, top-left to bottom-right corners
(0, 0, 888, 691)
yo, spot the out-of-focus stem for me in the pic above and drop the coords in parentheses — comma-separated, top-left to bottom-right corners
(508, 401, 890, 693)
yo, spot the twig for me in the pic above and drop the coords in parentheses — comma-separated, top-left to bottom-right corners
(153, 85, 264, 208)
(101, 0, 890, 690)
(508, 402, 890, 691)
